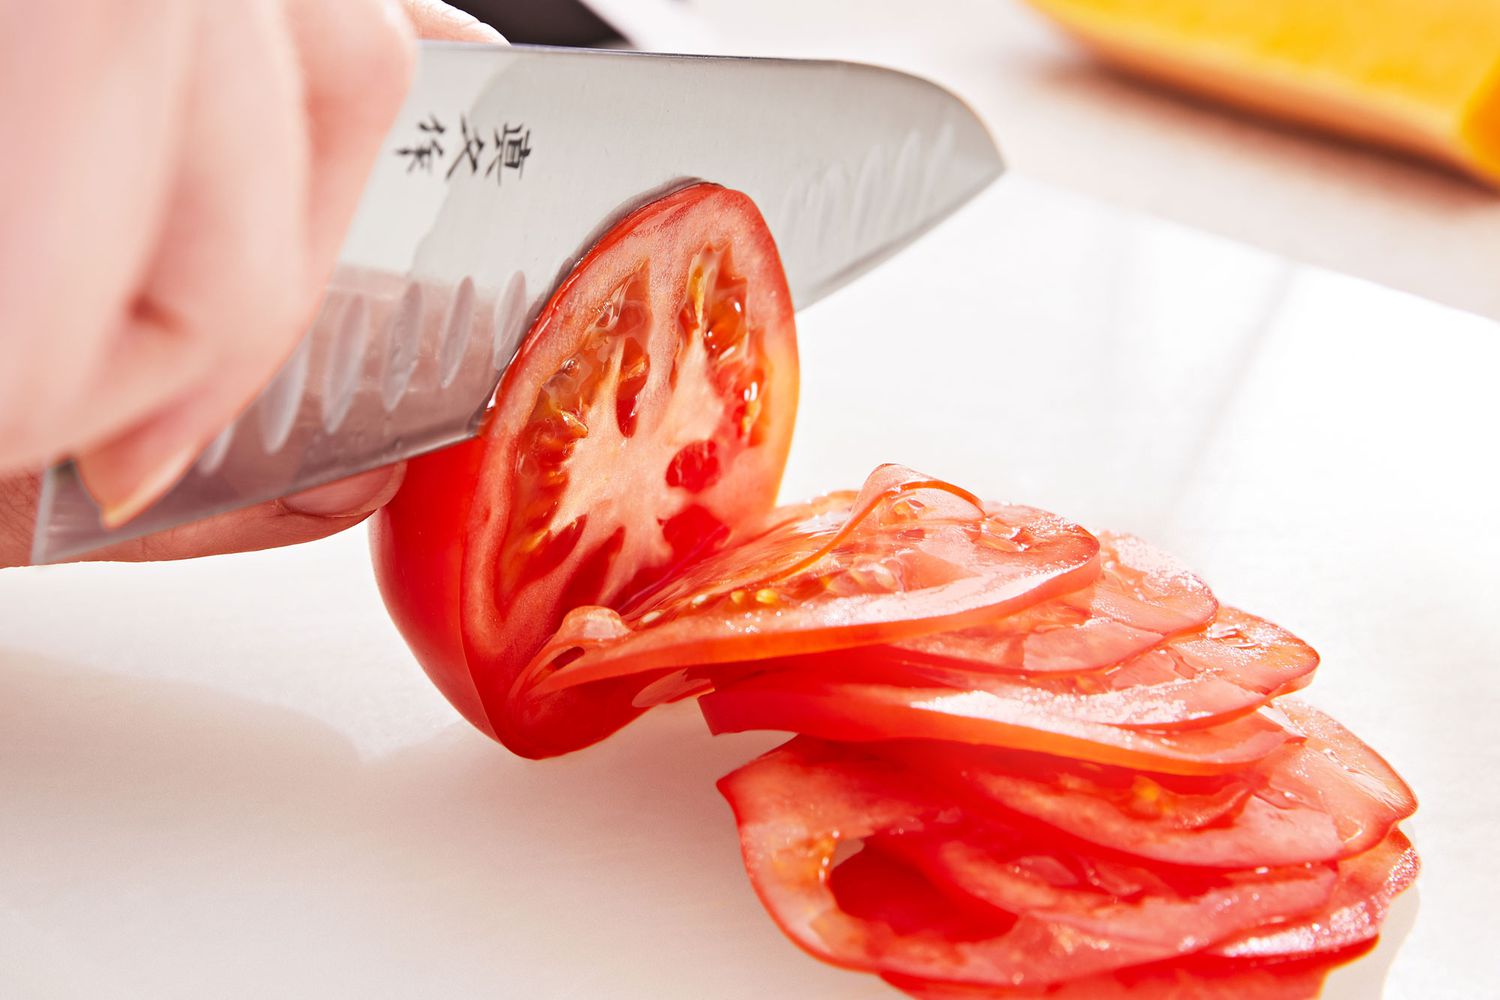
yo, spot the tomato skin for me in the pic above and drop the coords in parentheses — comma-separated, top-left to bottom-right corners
(369, 437, 493, 739)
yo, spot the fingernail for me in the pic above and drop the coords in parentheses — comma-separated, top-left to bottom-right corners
(78, 442, 202, 529)
(468, 20, 506, 43)
(401, 0, 507, 42)
(281, 465, 405, 518)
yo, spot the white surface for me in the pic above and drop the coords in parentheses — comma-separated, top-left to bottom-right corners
(607, 0, 1500, 323)
(3, 176, 1497, 997)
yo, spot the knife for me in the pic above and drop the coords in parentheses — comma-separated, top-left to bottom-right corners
(30, 41, 1002, 564)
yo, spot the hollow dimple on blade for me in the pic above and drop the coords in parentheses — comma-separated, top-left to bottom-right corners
(31, 269, 503, 563)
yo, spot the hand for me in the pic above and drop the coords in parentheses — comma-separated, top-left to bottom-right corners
(0, 0, 502, 568)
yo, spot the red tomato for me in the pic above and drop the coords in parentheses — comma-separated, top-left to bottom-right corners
(1139, 608, 1320, 699)
(879, 606, 1317, 722)
(369, 181, 1419, 998)
(523, 467, 1101, 698)
(718, 737, 1336, 991)
(372, 183, 799, 757)
(712, 605, 1317, 733)
(1212, 830, 1418, 960)
(911, 700, 1415, 868)
(885, 949, 1366, 999)
(878, 532, 1217, 675)
(879, 826, 1334, 957)
(701, 673, 1294, 775)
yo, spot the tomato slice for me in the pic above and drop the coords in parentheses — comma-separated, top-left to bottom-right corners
(718, 737, 1334, 991)
(911, 700, 1415, 868)
(879, 827, 1334, 954)
(521, 467, 1101, 697)
(701, 674, 1294, 775)
(708, 604, 1316, 733)
(884, 949, 1367, 999)
(1211, 829, 1418, 960)
(892, 607, 1316, 718)
(877, 533, 1217, 675)
(1130, 608, 1320, 699)
(372, 183, 799, 757)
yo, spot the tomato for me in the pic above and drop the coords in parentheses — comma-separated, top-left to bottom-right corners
(701, 674, 1294, 775)
(370, 181, 1418, 998)
(1212, 830, 1418, 960)
(877, 532, 1217, 675)
(522, 467, 1101, 698)
(707, 604, 1316, 734)
(885, 949, 1368, 999)
(910, 700, 1415, 868)
(718, 737, 1335, 991)
(873, 606, 1317, 724)
(883, 826, 1333, 954)
(372, 183, 799, 757)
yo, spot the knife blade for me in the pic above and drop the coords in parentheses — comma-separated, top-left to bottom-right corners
(31, 41, 1002, 564)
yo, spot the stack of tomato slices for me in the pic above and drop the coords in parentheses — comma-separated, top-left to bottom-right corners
(371, 184, 1418, 998)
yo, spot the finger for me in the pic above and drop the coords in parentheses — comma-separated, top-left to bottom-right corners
(402, 0, 507, 42)
(286, 0, 416, 272)
(64, 1, 499, 526)
(0, 0, 196, 472)
(0, 464, 405, 569)
(73, 0, 314, 526)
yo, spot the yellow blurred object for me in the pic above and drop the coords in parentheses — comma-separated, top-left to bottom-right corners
(1022, 0, 1500, 186)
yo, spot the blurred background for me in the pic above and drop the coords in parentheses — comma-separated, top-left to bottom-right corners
(453, 0, 1500, 323)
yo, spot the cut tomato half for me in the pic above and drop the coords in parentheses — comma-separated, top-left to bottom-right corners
(702, 674, 1294, 775)
(910, 700, 1415, 868)
(522, 467, 1101, 698)
(372, 183, 799, 757)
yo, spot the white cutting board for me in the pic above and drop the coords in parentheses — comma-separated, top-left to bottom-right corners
(1, 177, 1495, 998)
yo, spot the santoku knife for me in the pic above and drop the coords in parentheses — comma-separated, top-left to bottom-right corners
(31, 41, 1002, 563)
